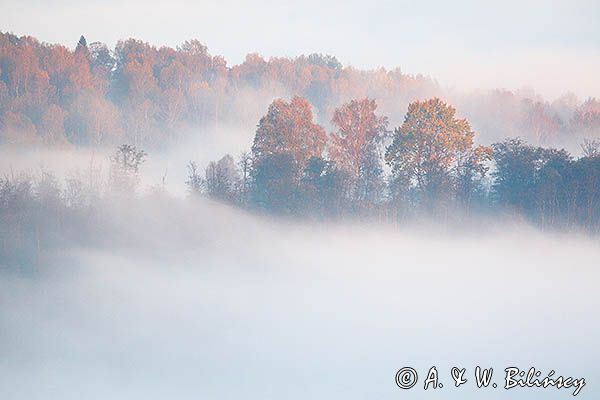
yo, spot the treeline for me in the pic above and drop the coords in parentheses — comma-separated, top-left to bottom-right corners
(191, 96, 600, 230)
(2, 97, 600, 269)
(1, 32, 599, 148)
(0, 143, 149, 268)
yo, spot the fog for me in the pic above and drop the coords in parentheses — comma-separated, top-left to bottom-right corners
(0, 126, 252, 197)
(1, 179, 599, 398)
(2, 0, 598, 396)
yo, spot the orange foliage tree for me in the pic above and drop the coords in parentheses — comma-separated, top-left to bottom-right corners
(251, 96, 327, 167)
(330, 98, 388, 177)
(385, 98, 492, 202)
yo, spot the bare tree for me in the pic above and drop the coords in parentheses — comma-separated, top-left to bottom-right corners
(109, 144, 146, 196)
(581, 139, 600, 158)
(186, 161, 205, 196)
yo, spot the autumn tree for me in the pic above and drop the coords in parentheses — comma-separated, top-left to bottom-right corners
(330, 98, 388, 209)
(250, 97, 327, 213)
(251, 96, 327, 167)
(570, 98, 600, 141)
(385, 98, 492, 206)
(0, 30, 566, 151)
(521, 100, 562, 145)
(331, 98, 388, 174)
(40, 104, 67, 144)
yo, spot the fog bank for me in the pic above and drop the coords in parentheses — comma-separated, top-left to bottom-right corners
(0, 198, 598, 399)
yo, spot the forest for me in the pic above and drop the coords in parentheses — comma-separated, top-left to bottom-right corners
(1, 32, 599, 149)
(3, 0, 600, 396)
(2, 93, 600, 270)
(1, 32, 600, 271)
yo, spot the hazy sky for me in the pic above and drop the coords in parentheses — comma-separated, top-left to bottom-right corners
(2, 0, 599, 99)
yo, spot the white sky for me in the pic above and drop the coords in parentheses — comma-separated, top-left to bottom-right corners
(2, 0, 599, 99)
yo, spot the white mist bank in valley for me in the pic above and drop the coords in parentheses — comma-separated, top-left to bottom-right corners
(0, 128, 253, 197)
(0, 196, 599, 400)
